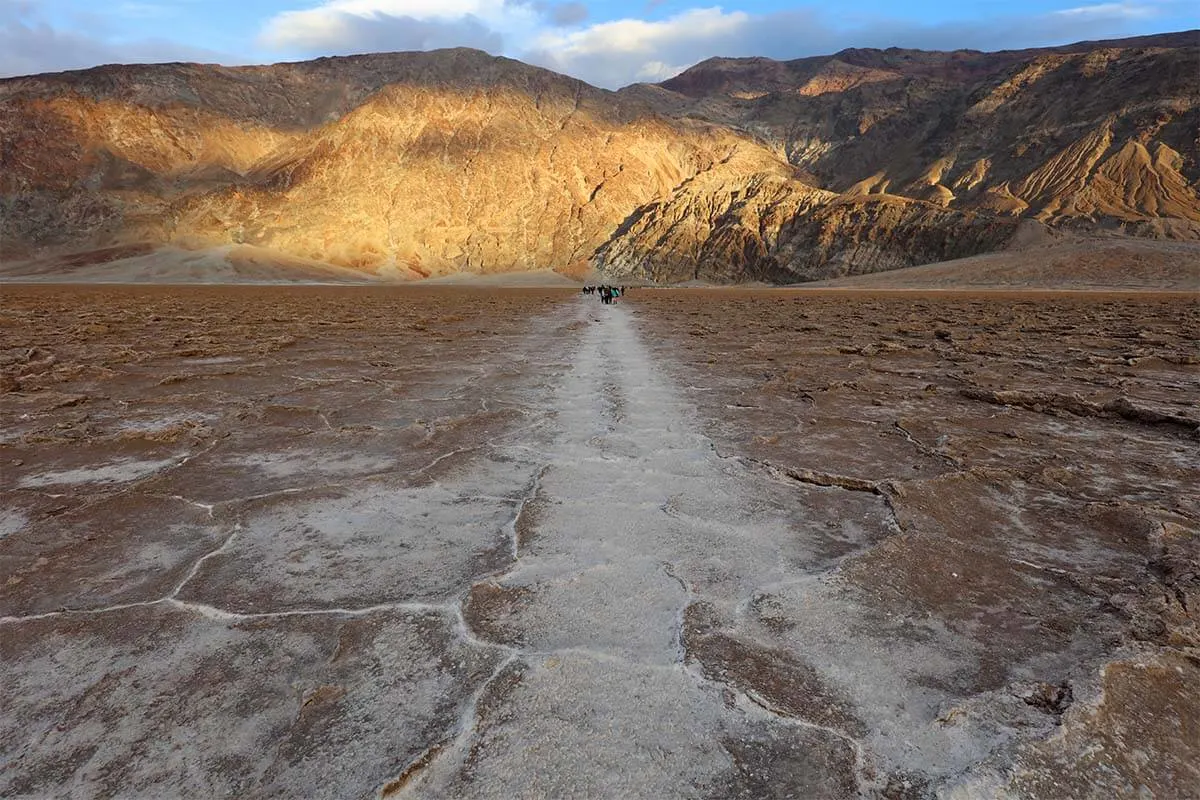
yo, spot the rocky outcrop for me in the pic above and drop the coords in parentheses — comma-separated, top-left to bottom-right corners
(647, 33, 1200, 235)
(0, 50, 779, 278)
(593, 159, 1019, 283)
(167, 86, 756, 277)
(1, 34, 1198, 283)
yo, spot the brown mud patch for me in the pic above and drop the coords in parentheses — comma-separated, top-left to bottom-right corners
(630, 288, 1198, 794)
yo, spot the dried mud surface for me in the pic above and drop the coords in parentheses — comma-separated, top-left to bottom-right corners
(2, 285, 1198, 798)
(633, 289, 1199, 797)
(1, 285, 568, 798)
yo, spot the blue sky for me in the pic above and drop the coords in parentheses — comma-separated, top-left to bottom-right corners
(2, 0, 1195, 87)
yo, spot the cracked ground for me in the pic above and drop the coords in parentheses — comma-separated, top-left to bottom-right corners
(1, 285, 1198, 799)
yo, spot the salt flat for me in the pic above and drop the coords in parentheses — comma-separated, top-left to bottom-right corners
(1, 285, 1197, 798)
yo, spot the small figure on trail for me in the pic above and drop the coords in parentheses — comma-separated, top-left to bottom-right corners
(588, 285, 627, 304)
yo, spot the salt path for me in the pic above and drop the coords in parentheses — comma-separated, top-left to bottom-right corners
(388, 298, 883, 797)
(3, 291, 1195, 798)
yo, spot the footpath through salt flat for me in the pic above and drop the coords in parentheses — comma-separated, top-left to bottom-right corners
(399, 296, 882, 797)
(5, 288, 1195, 798)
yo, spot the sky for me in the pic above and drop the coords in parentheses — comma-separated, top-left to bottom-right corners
(1, 0, 1195, 88)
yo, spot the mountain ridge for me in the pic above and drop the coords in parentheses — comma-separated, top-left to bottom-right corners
(2, 32, 1197, 283)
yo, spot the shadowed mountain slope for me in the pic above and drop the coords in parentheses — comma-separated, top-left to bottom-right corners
(641, 33, 1200, 226)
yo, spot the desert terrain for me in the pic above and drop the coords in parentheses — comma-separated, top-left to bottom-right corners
(2, 284, 1196, 798)
(3, 34, 1198, 284)
(808, 238, 1200, 292)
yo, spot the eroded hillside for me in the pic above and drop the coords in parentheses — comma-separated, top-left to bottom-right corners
(1, 34, 1197, 283)
(644, 33, 1200, 228)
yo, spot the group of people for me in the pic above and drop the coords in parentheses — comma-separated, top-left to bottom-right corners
(582, 285, 628, 305)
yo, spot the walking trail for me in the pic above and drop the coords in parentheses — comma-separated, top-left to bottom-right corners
(4, 292, 1092, 798)
(398, 297, 882, 797)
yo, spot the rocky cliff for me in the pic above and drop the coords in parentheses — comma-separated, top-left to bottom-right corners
(1, 34, 1197, 283)
(2, 49, 746, 279)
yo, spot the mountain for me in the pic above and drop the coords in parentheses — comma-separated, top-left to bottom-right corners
(603, 31, 1200, 281)
(1, 34, 1197, 283)
(2, 49, 746, 279)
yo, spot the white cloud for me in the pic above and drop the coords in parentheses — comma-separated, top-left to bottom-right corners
(533, 8, 747, 57)
(262, 11, 506, 53)
(633, 59, 690, 81)
(1052, 2, 1158, 20)
(0, 0, 1185, 85)
(259, 0, 542, 52)
(523, 7, 756, 86)
(257, 0, 1182, 89)
(257, 1, 767, 87)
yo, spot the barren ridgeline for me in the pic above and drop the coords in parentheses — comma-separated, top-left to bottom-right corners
(1, 285, 1197, 797)
(3, 33, 1200, 286)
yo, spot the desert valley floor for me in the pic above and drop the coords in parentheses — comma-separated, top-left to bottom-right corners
(1, 285, 1197, 799)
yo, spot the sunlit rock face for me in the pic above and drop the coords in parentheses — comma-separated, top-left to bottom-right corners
(1, 33, 1197, 283)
